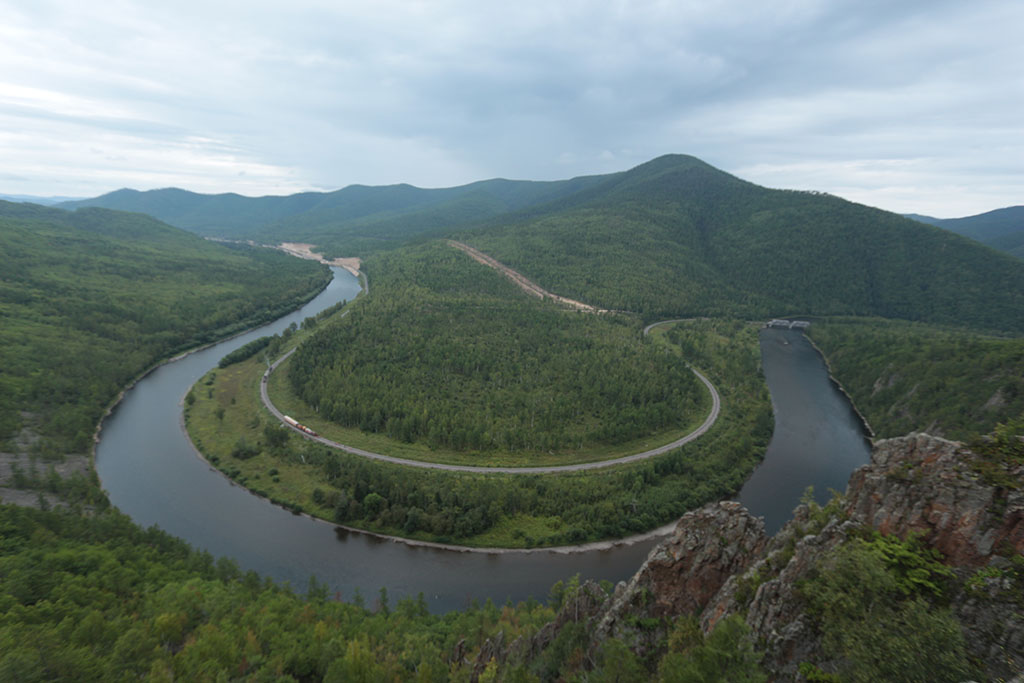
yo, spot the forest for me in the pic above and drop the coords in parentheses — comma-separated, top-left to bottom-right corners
(5, 152, 1024, 680)
(458, 156, 1024, 331)
(0, 501, 788, 681)
(287, 242, 703, 456)
(0, 202, 330, 453)
(807, 318, 1024, 440)
(187, 315, 771, 547)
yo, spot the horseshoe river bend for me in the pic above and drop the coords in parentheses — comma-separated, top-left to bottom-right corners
(95, 267, 870, 613)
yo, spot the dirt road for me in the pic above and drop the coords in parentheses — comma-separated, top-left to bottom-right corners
(259, 245, 721, 472)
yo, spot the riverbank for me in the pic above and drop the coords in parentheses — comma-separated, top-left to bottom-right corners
(184, 316, 771, 550)
(802, 331, 876, 439)
(278, 242, 362, 277)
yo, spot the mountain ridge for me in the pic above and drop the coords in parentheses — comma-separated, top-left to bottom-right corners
(907, 205, 1024, 258)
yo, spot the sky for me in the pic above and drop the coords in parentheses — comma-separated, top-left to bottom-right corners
(1, 0, 1021, 217)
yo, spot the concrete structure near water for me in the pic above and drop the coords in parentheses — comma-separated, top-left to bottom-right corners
(766, 319, 810, 330)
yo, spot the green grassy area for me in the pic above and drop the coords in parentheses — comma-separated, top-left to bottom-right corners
(185, 318, 772, 548)
(266, 351, 710, 468)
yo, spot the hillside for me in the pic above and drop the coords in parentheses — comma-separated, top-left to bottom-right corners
(288, 242, 703, 456)
(808, 318, 1024, 440)
(61, 156, 1024, 333)
(0, 201, 329, 453)
(459, 155, 1024, 332)
(475, 427, 1023, 681)
(5, 423, 1018, 680)
(908, 206, 1024, 259)
(58, 174, 611, 255)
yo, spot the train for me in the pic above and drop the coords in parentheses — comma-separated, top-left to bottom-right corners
(282, 415, 318, 437)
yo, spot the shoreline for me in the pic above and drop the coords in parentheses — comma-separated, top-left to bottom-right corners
(799, 331, 876, 440)
(277, 242, 362, 277)
(90, 275, 333, 474)
(181, 402, 676, 554)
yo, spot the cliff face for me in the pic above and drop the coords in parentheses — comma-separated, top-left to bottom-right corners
(503, 433, 1023, 681)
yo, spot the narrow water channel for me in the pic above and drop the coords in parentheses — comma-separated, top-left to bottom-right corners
(740, 327, 872, 534)
(96, 270, 870, 612)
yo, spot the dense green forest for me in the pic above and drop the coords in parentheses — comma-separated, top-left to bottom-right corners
(0, 502, 785, 681)
(63, 156, 1024, 329)
(0, 201, 330, 452)
(287, 242, 702, 456)
(909, 205, 1024, 259)
(807, 318, 1024, 440)
(187, 317, 771, 547)
(457, 155, 1024, 331)
(59, 175, 612, 257)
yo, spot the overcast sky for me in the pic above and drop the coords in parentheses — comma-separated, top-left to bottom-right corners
(1, 0, 1020, 217)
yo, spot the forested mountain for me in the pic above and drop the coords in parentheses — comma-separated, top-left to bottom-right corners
(809, 318, 1024, 439)
(58, 174, 612, 255)
(61, 156, 1024, 332)
(459, 155, 1024, 332)
(0, 201, 329, 451)
(0, 193, 82, 205)
(908, 205, 1024, 259)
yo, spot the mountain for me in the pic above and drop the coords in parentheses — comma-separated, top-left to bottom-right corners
(0, 193, 84, 205)
(0, 200, 329, 450)
(457, 155, 1024, 333)
(58, 155, 1024, 332)
(908, 206, 1024, 258)
(58, 175, 612, 254)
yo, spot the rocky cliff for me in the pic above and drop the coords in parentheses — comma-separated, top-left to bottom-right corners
(485, 432, 1023, 681)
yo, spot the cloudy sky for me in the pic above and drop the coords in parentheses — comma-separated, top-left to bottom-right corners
(1, 0, 1020, 216)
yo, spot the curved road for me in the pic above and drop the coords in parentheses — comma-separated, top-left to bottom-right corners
(260, 333, 721, 474)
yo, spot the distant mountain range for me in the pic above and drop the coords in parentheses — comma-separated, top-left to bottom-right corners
(0, 193, 84, 205)
(906, 206, 1024, 259)
(50, 154, 1024, 333)
(57, 176, 613, 255)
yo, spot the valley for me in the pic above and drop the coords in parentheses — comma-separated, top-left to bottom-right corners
(2, 154, 1022, 680)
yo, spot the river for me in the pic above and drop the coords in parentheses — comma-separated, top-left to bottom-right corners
(96, 269, 870, 612)
(740, 327, 872, 534)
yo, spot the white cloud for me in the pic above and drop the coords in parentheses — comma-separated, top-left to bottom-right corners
(0, 0, 1020, 215)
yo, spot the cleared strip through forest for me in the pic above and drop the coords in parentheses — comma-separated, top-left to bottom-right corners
(259, 245, 722, 472)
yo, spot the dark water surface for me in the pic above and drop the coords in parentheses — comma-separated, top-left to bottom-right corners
(739, 328, 872, 534)
(97, 272, 869, 611)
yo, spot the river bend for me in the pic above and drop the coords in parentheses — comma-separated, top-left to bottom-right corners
(96, 269, 870, 611)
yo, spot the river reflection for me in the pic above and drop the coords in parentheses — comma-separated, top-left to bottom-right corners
(97, 271, 869, 611)
(739, 327, 871, 534)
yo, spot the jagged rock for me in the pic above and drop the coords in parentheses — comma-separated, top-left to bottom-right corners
(592, 501, 768, 658)
(623, 434, 1020, 680)
(449, 637, 467, 666)
(846, 433, 1023, 567)
(471, 630, 505, 682)
(512, 433, 1023, 681)
(478, 579, 610, 674)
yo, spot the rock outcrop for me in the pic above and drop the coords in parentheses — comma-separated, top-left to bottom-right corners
(501, 433, 1023, 681)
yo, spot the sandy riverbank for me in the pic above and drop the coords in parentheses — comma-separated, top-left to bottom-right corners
(278, 242, 361, 277)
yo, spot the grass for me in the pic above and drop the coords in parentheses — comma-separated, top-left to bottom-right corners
(184, 317, 771, 548)
(265, 352, 712, 468)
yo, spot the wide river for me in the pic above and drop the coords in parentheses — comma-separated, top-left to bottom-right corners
(96, 268, 870, 612)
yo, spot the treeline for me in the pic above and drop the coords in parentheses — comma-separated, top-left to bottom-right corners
(191, 319, 772, 547)
(287, 242, 701, 455)
(0, 503, 556, 680)
(0, 202, 330, 451)
(808, 318, 1024, 439)
(457, 155, 1024, 332)
(0, 501, 777, 681)
(218, 336, 274, 368)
